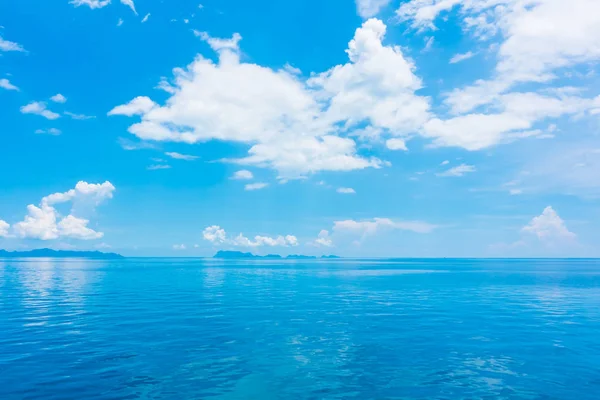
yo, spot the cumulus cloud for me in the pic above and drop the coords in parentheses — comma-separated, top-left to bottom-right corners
(385, 138, 408, 151)
(141, 13, 150, 23)
(109, 96, 156, 116)
(0, 78, 19, 91)
(203, 225, 227, 244)
(415, 0, 600, 96)
(522, 206, 576, 245)
(202, 225, 298, 248)
(20, 102, 60, 120)
(231, 170, 253, 180)
(0, 220, 10, 237)
(57, 215, 104, 240)
(355, 0, 392, 18)
(165, 152, 198, 161)
(245, 182, 268, 191)
(173, 244, 186, 250)
(334, 217, 437, 236)
(436, 164, 476, 177)
(397, 0, 600, 149)
(109, 18, 430, 178)
(50, 93, 67, 103)
(312, 229, 333, 247)
(337, 187, 356, 194)
(10, 181, 115, 241)
(0, 35, 26, 52)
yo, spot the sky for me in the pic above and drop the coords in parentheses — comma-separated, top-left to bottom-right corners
(1, 0, 600, 257)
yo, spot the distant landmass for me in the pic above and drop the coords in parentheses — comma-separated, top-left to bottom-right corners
(214, 251, 340, 260)
(0, 248, 124, 259)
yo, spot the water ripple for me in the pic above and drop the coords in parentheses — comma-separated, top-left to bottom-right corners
(1, 258, 599, 399)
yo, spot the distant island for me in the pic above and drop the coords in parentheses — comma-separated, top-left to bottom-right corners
(214, 250, 340, 260)
(0, 248, 124, 259)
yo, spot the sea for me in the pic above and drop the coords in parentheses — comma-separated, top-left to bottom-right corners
(1, 258, 599, 399)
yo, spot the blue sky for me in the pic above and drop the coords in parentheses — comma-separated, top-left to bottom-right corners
(1, 0, 600, 257)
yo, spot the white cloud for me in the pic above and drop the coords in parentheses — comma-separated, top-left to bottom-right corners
(337, 187, 356, 194)
(356, 0, 392, 18)
(395, 0, 600, 153)
(0, 220, 10, 237)
(117, 18, 124, 27)
(57, 215, 103, 240)
(35, 128, 62, 135)
(13, 204, 60, 240)
(245, 182, 268, 191)
(10, 181, 115, 241)
(203, 225, 227, 244)
(110, 19, 430, 178)
(423, 92, 591, 149)
(399, 0, 600, 112)
(108, 96, 156, 116)
(522, 206, 576, 241)
(50, 93, 67, 103)
(334, 217, 437, 236)
(203, 225, 298, 247)
(0, 78, 19, 91)
(385, 138, 408, 151)
(234, 136, 385, 179)
(312, 229, 333, 247)
(449, 51, 475, 64)
(173, 244, 186, 250)
(0, 35, 26, 52)
(231, 170, 254, 180)
(509, 188, 522, 195)
(147, 164, 171, 170)
(437, 163, 476, 177)
(70, 0, 111, 9)
(141, 13, 150, 23)
(165, 152, 198, 161)
(120, 0, 137, 15)
(20, 102, 60, 120)
(64, 111, 96, 120)
(193, 30, 242, 52)
(440, 160, 449, 165)
(423, 36, 434, 52)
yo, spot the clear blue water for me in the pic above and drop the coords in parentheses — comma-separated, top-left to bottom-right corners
(1, 258, 600, 399)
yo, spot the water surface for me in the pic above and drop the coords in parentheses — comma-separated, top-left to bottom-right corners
(1, 258, 599, 399)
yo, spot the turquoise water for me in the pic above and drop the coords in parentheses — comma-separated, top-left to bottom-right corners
(1, 258, 599, 399)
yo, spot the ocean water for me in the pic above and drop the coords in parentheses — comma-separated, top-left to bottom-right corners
(1, 258, 599, 399)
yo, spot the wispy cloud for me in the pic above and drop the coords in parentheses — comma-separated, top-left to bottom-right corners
(0, 78, 19, 91)
(0, 35, 26, 52)
(449, 51, 475, 64)
(437, 164, 476, 177)
(64, 111, 96, 120)
(165, 152, 198, 161)
(147, 164, 171, 170)
(20, 102, 60, 120)
(245, 182, 268, 191)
